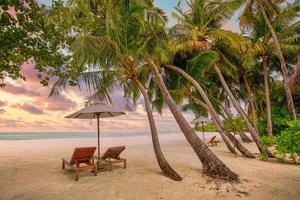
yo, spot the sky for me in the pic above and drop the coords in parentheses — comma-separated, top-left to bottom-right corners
(0, 0, 240, 133)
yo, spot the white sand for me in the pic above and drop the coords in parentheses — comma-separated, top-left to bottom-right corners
(0, 133, 299, 200)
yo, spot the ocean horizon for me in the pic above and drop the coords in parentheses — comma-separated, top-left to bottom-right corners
(0, 131, 183, 141)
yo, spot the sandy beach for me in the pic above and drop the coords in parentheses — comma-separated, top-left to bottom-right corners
(0, 133, 299, 200)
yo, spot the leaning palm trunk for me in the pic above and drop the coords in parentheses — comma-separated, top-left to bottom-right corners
(221, 107, 253, 143)
(239, 132, 253, 143)
(161, 64, 234, 153)
(190, 97, 236, 154)
(258, 0, 297, 120)
(243, 77, 259, 134)
(263, 58, 273, 136)
(135, 80, 182, 181)
(213, 64, 273, 157)
(148, 59, 238, 181)
(190, 96, 255, 158)
(163, 64, 254, 158)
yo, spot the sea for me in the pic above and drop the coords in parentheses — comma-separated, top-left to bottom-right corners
(0, 131, 180, 141)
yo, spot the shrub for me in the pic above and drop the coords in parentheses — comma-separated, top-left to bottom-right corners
(260, 136, 276, 161)
(261, 135, 276, 148)
(258, 107, 295, 136)
(192, 122, 217, 132)
(276, 121, 300, 163)
(224, 116, 245, 133)
(260, 121, 300, 163)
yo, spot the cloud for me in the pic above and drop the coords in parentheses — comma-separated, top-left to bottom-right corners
(0, 54, 197, 133)
(42, 95, 77, 111)
(0, 108, 5, 114)
(0, 100, 7, 107)
(0, 117, 24, 128)
(12, 103, 45, 115)
(3, 83, 40, 97)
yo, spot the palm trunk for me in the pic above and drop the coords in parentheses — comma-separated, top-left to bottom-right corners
(221, 107, 253, 143)
(149, 59, 238, 181)
(263, 58, 273, 136)
(191, 96, 255, 158)
(214, 64, 273, 157)
(288, 59, 300, 88)
(239, 132, 253, 143)
(243, 77, 259, 134)
(221, 103, 232, 118)
(161, 65, 235, 153)
(135, 80, 182, 181)
(189, 97, 236, 154)
(258, 0, 297, 120)
(163, 64, 254, 158)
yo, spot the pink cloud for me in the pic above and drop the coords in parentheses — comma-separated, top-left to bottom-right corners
(41, 95, 77, 111)
(12, 103, 45, 115)
(20, 59, 40, 83)
(0, 116, 26, 128)
(221, 19, 241, 34)
(0, 100, 7, 107)
(16, 61, 78, 112)
(3, 83, 40, 97)
(1, 55, 196, 132)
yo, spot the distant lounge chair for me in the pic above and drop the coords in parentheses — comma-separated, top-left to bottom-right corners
(207, 136, 220, 147)
(99, 146, 127, 171)
(62, 147, 97, 181)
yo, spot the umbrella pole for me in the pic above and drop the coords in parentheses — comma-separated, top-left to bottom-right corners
(97, 114, 100, 159)
(202, 122, 204, 142)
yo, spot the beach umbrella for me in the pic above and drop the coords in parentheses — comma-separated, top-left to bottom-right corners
(191, 116, 212, 142)
(65, 101, 125, 161)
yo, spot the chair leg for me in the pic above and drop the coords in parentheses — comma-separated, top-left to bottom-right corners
(94, 165, 97, 176)
(109, 162, 113, 171)
(75, 169, 79, 181)
(124, 159, 127, 169)
(62, 160, 65, 169)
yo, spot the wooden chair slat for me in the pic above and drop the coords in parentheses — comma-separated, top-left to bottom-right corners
(62, 146, 97, 181)
(100, 146, 127, 171)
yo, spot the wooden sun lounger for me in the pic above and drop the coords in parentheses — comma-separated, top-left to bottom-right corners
(99, 146, 127, 171)
(207, 135, 220, 147)
(62, 147, 97, 181)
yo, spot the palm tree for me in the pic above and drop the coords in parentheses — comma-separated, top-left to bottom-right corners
(240, 0, 300, 133)
(48, 0, 182, 181)
(49, 0, 239, 181)
(168, 0, 272, 155)
(240, 0, 298, 120)
(124, 1, 239, 180)
(147, 58, 238, 181)
(161, 63, 255, 158)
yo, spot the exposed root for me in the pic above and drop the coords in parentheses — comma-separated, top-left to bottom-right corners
(203, 164, 239, 182)
(159, 162, 182, 181)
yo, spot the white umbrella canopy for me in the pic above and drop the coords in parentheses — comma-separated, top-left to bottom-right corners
(65, 101, 125, 161)
(191, 116, 212, 124)
(65, 102, 125, 119)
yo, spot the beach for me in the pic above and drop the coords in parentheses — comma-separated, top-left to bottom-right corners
(0, 133, 299, 200)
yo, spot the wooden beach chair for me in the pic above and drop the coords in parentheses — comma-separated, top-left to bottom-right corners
(62, 147, 97, 181)
(207, 136, 220, 147)
(100, 146, 127, 171)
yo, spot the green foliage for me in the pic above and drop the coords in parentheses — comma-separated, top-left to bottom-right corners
(224, 116, 246, 133)
(258, 80, 300, 136)
(261, 135, 276, 148)
(260, 121, 300, 163)
(0, 0, 67, 87)
(258, 106, 300, 136)
(276, 121, 300, 163)
(192, 122, 217, 132)
(260, 136, 276, 161)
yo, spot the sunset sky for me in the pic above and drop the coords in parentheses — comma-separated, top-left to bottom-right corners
(0, 0, 240, 133)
